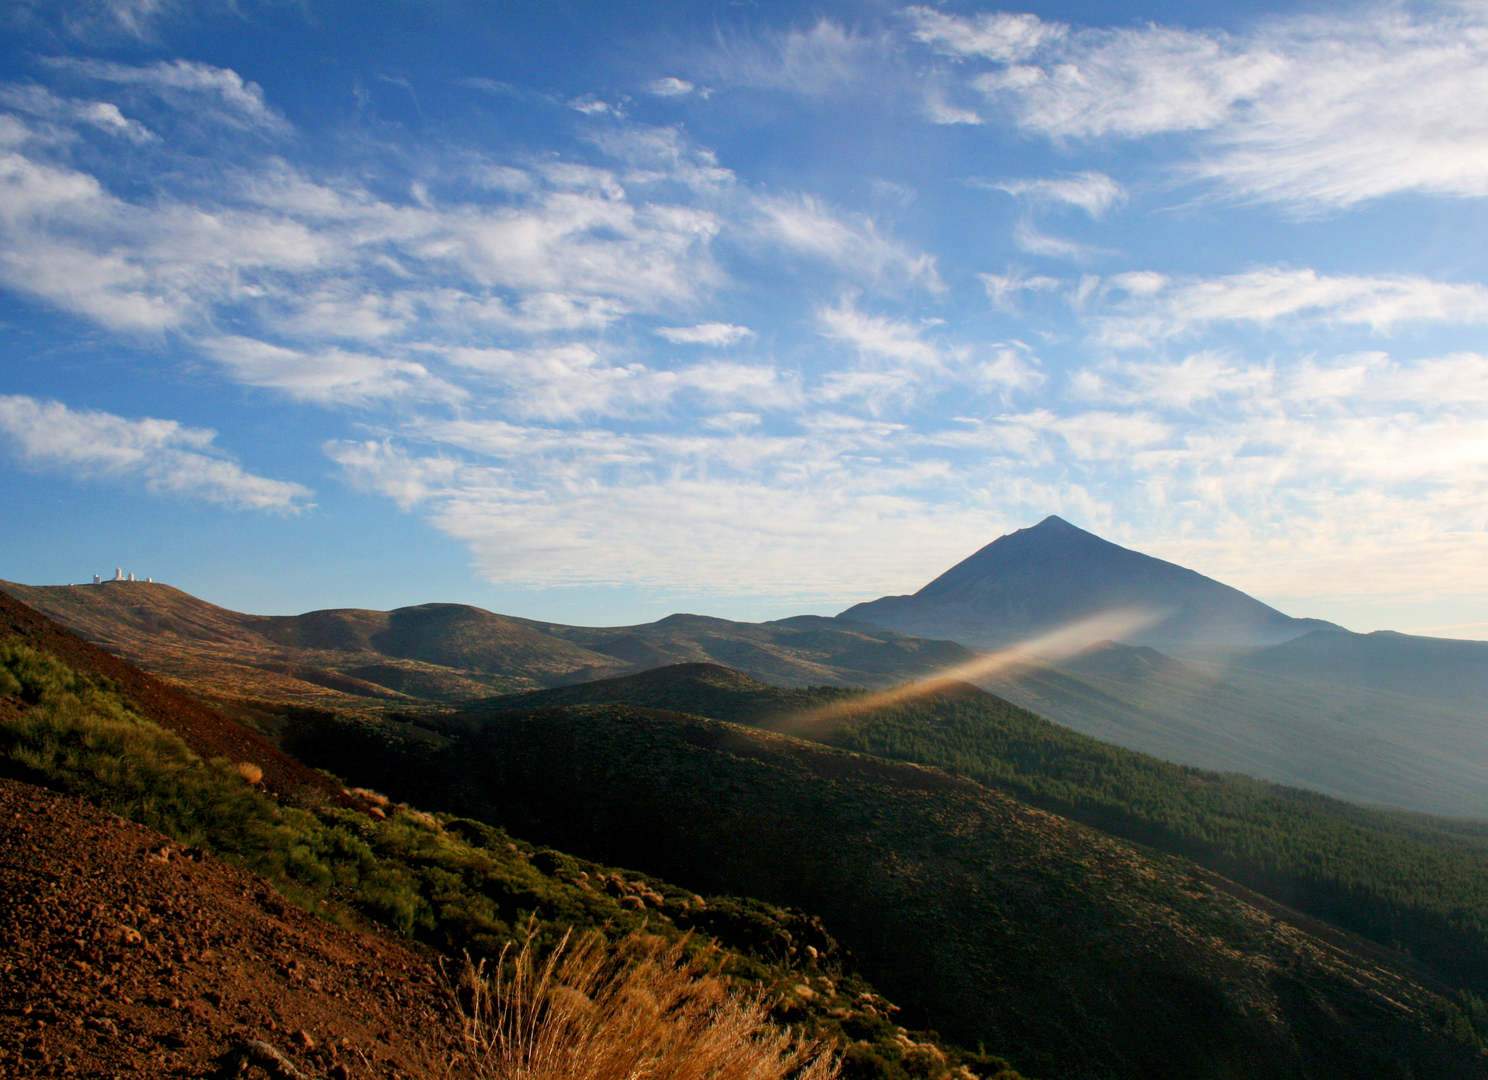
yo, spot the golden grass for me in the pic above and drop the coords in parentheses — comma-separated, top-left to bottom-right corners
(453, 929, 840, 1080)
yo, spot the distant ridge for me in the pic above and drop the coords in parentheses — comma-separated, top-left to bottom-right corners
(842, 515, 1334, 651)
(0, 579, 977, 711)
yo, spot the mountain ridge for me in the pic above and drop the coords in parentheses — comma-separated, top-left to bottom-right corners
(841, 515, 1339, 651)
(0, 579, 977, 710)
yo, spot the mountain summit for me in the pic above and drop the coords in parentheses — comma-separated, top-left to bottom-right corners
(841, 516, 1330, 652)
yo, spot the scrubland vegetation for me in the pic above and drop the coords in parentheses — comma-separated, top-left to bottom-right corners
(0, 638, 1004, 1079)
(456, 930, 840, 1080)
(481, 663, 1488, 1004)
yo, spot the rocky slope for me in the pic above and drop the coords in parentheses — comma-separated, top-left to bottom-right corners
(0, 777, 462, 1079)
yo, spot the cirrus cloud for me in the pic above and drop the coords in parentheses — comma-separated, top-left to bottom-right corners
(0, 395, 312, 512)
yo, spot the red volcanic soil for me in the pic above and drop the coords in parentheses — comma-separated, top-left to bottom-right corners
(0, 778, 466, 1078)
(0, 590, 339, 802)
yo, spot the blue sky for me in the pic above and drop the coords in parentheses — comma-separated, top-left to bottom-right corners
(2, 0, 1487, 636)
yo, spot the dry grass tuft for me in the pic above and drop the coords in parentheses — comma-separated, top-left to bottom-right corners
(453, 929, 839, 1080)
(233, 761, 264, 786)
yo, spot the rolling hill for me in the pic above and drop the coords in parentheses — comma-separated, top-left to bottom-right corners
(974, 639, 1488, 817)
(0, 587, 1000, 1080)
(283, 688, 1488, 1080)
(8, 571, 1486, 818)
(1235, 627, 1488, 712)
(7, 578, 1488, 1075)
(466, 663, 1488, 998)
(0, 580, 975, 712)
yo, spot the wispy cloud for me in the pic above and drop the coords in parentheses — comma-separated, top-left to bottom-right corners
(0, 395, 312, 511)
(754, 193, 943, 292)
(981, 171, 1124, 217)
(968, 20, 1279, 139)
(1012, 219, 1105, 262)
(200, 336, 465, 406)
(904, 6, 1065, 62)
(922, 84, 982, 125)
(44, 57, 290, 133)
(915, 6, 1488, 209)
(1072, 351, 1273, 409)
(980, 270, 1061, 311)
(646, 76, 698, 98)
(815, 295, 1042, 407)
(816, 296, 941, 369)
(656, 323, 754, 346)
(442, 344, 799, 421)
(1091, 268, 1488, 346)
(0, 83, 156, 142)
(704, 18, 886, 97)
(325, 435, 998, 599)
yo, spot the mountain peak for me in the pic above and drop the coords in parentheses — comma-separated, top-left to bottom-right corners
(841, 517, 1311, 652)
(1031, 513, 1076, 531)
(1019, 514, 1100, 542)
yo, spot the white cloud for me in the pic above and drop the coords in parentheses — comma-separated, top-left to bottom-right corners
(58, 0, 188, 41)
(0, 106, 726, 352)
(978, 346, 1044, 397)
(201, 336, 464, 406)
(586, 124, 734, 191)
(0, 395, 311, 511)
(436, 190, 722, 307)
(706, 18, 884, 97)
(656, 323, 754, 347)
(419, 289, 629, 336)
(984, 171, 1124, 217)
(754, 193, 943, 292)
(815, 296, 1043, 408)
(0, 83, 156, 143)
(980, 269, 1061, 311)
(904, 7, 1065, 62)
(443, 344, 798, 420)
(923, 85, 982, 125)
(701, 411, 762, 431)
(1284, 351, 1488, 408)
(326, 436, 1001, 599)
(1015, 408, 1172, 461)
(45, 58, 289, 133)
(1194, 10, 1488, 207)
(969, 24, 1280, 139)
(1074, 352, 1273, 409)
(568, 95, 623, 117)
(647, 77, 696, 98)
(926, 6, 1488, 209)
(1012, 219, 1104, 262)
(1092, 267, 1488, 346)
(817, 297, 941, 369)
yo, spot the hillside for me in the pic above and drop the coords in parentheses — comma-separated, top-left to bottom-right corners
(1236, 627, 1488, 712)
(842, 515, 1333, 652)
(0, 588, 1002, 1080)
(0, 588, 340, 802)
(0, 777, 462, 1078)
(287, 692, 1488, 1079)
(0, 580, 976, 712)
(465, 660, 815, 726)
(471, 663, 1488, 999)
(833, 518, 1488, 817)
(976, 640, 1488, 817)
